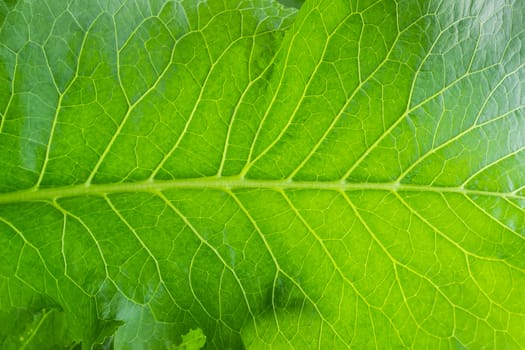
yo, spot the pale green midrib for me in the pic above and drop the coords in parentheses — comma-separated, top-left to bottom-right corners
(0, 176, 521, 204)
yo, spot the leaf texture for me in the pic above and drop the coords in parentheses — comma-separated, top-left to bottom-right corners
(0, 0, 524, 348)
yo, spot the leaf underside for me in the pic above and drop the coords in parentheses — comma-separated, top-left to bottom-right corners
(1, 0, 524, 349)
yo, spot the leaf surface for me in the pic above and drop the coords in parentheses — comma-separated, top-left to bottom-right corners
(1, 0, 524, 348)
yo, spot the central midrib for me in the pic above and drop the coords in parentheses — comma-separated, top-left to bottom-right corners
(0, 176, 520, 204)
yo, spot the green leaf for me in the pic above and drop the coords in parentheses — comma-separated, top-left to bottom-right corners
(172, 329, 206, 350)
(1, 0, 524, 348)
